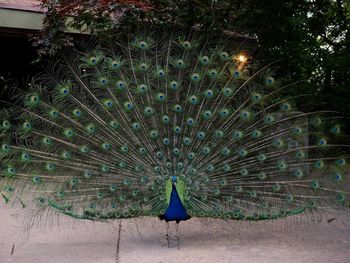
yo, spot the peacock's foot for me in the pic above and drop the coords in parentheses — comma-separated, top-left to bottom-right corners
(175, 235, 180, 250)
(164, 235, 180, 249)
(165, 234, 170, 248)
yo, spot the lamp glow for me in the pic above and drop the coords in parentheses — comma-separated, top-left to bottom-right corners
(238, 54, 247, 63)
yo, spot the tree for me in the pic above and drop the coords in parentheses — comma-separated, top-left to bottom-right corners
(33, 0, 350, 135)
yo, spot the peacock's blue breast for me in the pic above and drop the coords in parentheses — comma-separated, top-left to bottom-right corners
(163, 185, 190, 222)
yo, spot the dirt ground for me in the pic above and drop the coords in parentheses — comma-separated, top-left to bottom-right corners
(1, 206, 350, 263)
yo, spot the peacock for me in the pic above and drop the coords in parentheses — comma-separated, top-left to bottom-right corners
(0, 27, 349, 249)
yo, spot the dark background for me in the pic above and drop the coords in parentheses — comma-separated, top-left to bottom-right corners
(0, 31, 38, 84)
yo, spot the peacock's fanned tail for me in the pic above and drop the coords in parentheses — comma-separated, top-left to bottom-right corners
(0, 28, 349, 221)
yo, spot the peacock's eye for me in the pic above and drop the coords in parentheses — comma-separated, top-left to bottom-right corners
(334, 173, 342, 182)
(117, 81, 125, 89)
(124, 101, 134, 111)
(100, 78, 107, 85)
(190, 168, 197, 175)
(204, 89, 214, 98)
(144, 106, 154, 116)
(139, 148, 147, 155)
(23, 122, 32, 130)
(139, 41, 148, 49)
(240, 110, 251, 119)
(136, 84, 147, 94)
(62, 88, 69, 95)
(156, 93, 166, 102)
(32, 176, 41, 184)
(191, 73, 201, 82)
(233, 70, 240, 77)
(223, 88, 233, 97)
(208, 69, 218, 79)
(223, 164, 231, 171)
(174, 126, 181, 134)
(86, 124, 96, 133)
(221, 147, 230, 156)
(220, 109, 229, 117)
(331, 125, 340, 134)
(176, 59, 185, 67)
(150, 130, 159, 138)
(187, 118, 195, 126)
(101, 164, 110, 172)
(200, 56, 210, 65)
(174, 104, 182, 112)
(158, 69, 165, 77)
(189, 95, 198, 104)
(182, 41, 191, 49)
(170, 81, 179, 90)
(30, 95, 40, 104)
(21, 152, 30, 160)
(7, 167, 16, 175)
(102, 143, 111, 150)
(318, 138, 327, 146)
(183, 137, 192, 145)
(2, 144, 10, 151)
(111, 60, 120, 68)
(132, 122, 141, 130)
(162, 115, 170, 124)
(140, 63, 148, 70)
(336, 159, 345, 166)
(202, 146, 211, 154)
(2, 120, 11, 129)
(120, 145, 129, 153)
(266, 77, 274, 85)
(109, 120, 119, 129)
(89, 56, 97, 64)
(220, 52, 229, 61)
(173, 148, 180, 155)
(84, 170, 92, 179)
(197, 132, 205, 139)
(73, 109, 82, 117)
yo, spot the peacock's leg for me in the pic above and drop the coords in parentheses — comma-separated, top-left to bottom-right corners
(175, 222, 180, 249)
(165, 222, 170, 248)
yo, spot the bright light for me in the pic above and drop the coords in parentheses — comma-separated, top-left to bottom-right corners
(238, 54, 247, 63)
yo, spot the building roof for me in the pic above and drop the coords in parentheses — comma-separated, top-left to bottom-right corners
(0, 0, 41, 12)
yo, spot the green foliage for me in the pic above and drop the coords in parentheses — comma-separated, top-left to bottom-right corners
(33, 0, 151, 56)
(34, 1, 349, 134)
(233, 0, 350, 136)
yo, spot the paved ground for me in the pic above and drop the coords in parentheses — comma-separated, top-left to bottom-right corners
(1, 206, 350, 263)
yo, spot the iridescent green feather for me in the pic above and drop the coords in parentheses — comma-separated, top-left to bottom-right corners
(0, 27, 349, 223)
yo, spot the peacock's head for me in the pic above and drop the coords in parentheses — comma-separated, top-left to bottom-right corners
(171, 175, 177, 186)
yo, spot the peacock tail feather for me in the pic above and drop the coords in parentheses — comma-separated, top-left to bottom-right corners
(0, 28, 349, 222)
